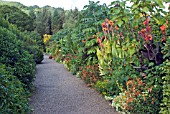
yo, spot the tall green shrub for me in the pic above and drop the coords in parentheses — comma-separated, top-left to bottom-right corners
(0, 64, 31, 114)
(0, 27, 36, 90)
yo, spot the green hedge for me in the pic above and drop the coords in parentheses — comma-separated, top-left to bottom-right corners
(26, 46, 44, 64)
(0, 27, 36, 90)
(0, 64, 31, 114)
(0, 17, 44, 64)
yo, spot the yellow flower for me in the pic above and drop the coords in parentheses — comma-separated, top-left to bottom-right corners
(140, 13, 143, 17)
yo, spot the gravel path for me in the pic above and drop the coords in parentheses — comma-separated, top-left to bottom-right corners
(29, 55, 118, 114)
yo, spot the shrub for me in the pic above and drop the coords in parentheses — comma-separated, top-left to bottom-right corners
(0, 17, 44, 64)
(34, 47, 44, 64)
(0, 27, 36, 90)
(26, 46, 44, 64)
(0, 64, 31, 114)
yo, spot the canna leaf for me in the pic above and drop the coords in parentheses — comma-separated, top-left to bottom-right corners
(117, 20, 123, 27)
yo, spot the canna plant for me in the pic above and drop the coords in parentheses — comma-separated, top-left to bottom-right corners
(47, 0, 169, 113)
(107, 0, 169, 113)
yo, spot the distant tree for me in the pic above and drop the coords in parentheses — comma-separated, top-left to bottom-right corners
(63, 8, 79, 29)
(29, 5, 39, 9)
(48, 13, 52, 35)
(52, 8, 65, 33)
(35, 8, 52, 36)
(29, 9, 36, 20)
(29, 9, 36, 29)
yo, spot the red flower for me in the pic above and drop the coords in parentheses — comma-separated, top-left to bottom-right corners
(146, 26, 151, 33)
(148, 34, 153, 41)
(143, 17, 150, 26)
(162, 36, 166, 42)
(102, 22, 107, 28)
(160, 25, 166, 34)
(97, 37, 101, 43)
(115, 26, 119, 30)
(97, 37, 103, 47)
(145, 34, 152, 41)
(145, 37, 149, 41)
(141, 29, 146, 34)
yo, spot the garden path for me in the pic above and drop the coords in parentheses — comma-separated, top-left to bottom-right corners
(29, 55, 118, 114)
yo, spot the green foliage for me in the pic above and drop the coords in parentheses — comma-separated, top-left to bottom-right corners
(0, 26, 36, 90)
(45, 0, 169, 113)
(0, 2, 45, 113)
(63, 8, 78, 29)
(29, 9, 36, 20)
(52, 8, 64, 33)
(0, 64, 31, 114)
(0, 17, 44, 64)
(23, 31, 44, 50)
(24, 45, 44, 64)
(35, 7, 52, 36)
(107, 0, 169, 113)
(0, 5, 34, 31)
(160, 35, 170, 113)
(23, 31, 44, 64)
(95, 80, 120, 96)
(0, 0, 27, 9)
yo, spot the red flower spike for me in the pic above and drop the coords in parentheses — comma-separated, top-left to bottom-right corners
(97, 37, 102, 44)
(141, 29, 146, 34)
(143, 17, 150, 26)
(146, 26, 151, 33)
(97, 37, 104, 47)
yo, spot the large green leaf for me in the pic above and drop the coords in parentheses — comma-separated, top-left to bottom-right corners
(117, 20, 123, 27)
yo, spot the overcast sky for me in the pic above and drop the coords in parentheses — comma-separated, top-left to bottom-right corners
(2, 0, 169, 11)
(3, 0, 114, 10)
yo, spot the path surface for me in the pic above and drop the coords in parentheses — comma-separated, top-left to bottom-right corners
(29, 55, 118, 114)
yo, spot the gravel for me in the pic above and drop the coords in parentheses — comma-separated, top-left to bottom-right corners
(29, 55, 118, 114)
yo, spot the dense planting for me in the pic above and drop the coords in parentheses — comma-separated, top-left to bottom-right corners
(46, 1, 170, 113)
(0, 0, 169, 113)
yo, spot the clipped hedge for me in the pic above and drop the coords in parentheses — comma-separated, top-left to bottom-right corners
(0, 17, 44, 64)
(0, 64, 31, 114)
(0, 12, 42, 114)
(26, 46, 44, 64)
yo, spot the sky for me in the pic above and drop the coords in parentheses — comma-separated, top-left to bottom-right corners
(2, 0, 114, 10)
(2, 0, 169, 11)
